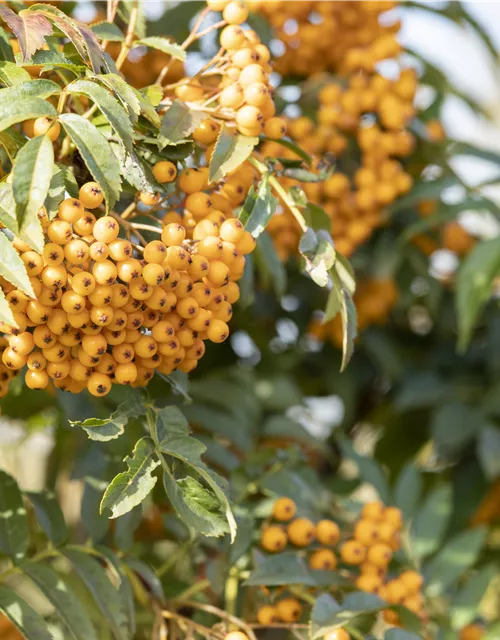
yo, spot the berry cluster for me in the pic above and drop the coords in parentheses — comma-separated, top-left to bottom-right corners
(252, 1, 400, 78)
(258, 498, 426, 630)
(0, 171, 255, 399)
(206, 0, 287, 139)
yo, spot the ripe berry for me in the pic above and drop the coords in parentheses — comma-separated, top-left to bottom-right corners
(206, 318, 228, 343)
(356, 574, 382, 593)
(366, 542, 392, 567)
(272, 497, 296, 521)
(239, 64, 268, 88)
(219, 84, 245, 109)
(223, 1, 248, 25)
(315, 520, 341, 545)
(220, 25, 246, 50)
(264, 117, 287, 140)
(323, 630, 350, 640)
(287, 518, 315, 547)
(144, 240, 167, 264)
(87, 372, 111, 397)
(33, 116, 60, 141)
(244, 82, 270, 107)
(276, 599, 302, 623)
(361, 501, 384, 522)
(193, 120, 220, 145)
(58, 198, 84, 223)
(25, 369, 49, 389)
(354, 520, 379, 546)
(257, 606, 278, 625)
(153, 161, 177, 184)
(93, 216, 119, 243)
(340, 540, 366, 565)
(309, 549, 337, 570)
(139, 191, 161, 206)
(260, 525, 287, 552)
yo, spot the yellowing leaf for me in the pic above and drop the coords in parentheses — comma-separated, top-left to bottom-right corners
(0, 5, 52, 62)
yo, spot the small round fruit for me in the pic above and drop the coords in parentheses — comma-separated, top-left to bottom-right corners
(139, 191, 161, 206)
(260, 525, 287, 552)
(366, 543, 392, 567)
(225, 633, 248, 640)
(264, 117, 287, 140)
(153, 161, 177, 184)
(223, 1, 248, 25)
(340, 540, 366, 565)
(361, 501, 384, 522)
(93, 216, 119, 243)
(276, 598, 302, 623)
(287, 518, 315, 547)
(25, 369, 49, 390)
(272, 497, 296, 521)
(257, 605, 278, 625)
(315, 520, 340, 545)
(79, 182, 104, 209)
(309, 549, 337, 570)
(323, 630, 350, 640)
(33, 116, 60, 141)
(87, 372, 111, 397)
(399, 570, 424, 594)
(459, 624, 485, 640)
(355, 574, 382, 593)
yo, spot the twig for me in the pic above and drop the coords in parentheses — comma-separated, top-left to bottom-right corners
(161, 609, 224, 640)
(130, 222, 162, 234)
(175, 579, 211, 601)
(115, 0, 140, 70)
(109, 211, 148, 246)
(176, 600, 258, 640)
(249, 623, 309, 629)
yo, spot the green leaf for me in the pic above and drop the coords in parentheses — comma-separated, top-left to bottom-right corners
(23, 562, 98, 640)
(388, 176, 458, 214)
(132, 86, 160, 127)
(0, 470, 29, 562)
(0, 78, 61, 101)
(384, 630, 422, 640)
(0, 95, 55, 132)
(134, 36, 186, 61)
(254, 231, 287, 297)
(0, 285, 16, 326)
(239, 175, 277, 238)
(45, 163, 67, 220)
(424, 527, 487, 596)
(261, 136, 312, 164)
(393, 464, 422, 520)
(100, 438, 160, 518)
(411, 484, 453, 559)
(91, 21, 125, 42)
(330, 268, 357, 371)
(299, 229, 336, 288)
(311, 592, 385, 639)
(12, 133, 54, 253)
(155, 406, 237, 541)
(159, 99, 202, 148)
(21, 49, 85, 72)
(477, 425, 500, 479)
(26, 491, 68, 546)
(456, 237, 500, 350)
(0, 127, 26, 161)
(98, 548, 135, 636)
(304, 202, 331, 231)
(0, 5, 52, 61)
(450, 563, 496, 630)
(431, 403, 482, 458)
(98, 73, 140, 123)
(209, 126, 258, 183)
(0, 28, 14, 64)
(60, 113, 122, 211)
(63, 548, 129, 640)
(0, 61, 30, 86)
(0, 585, 52, 640)
(245, 551, 315, 586)
(0, 232, 35, 297)
(69, 395, 145, 442)
(112, 143, 163, 194)
(339, 440, 390, 503)
(310, 594, 342, 639)
(67, 79, 134, 151)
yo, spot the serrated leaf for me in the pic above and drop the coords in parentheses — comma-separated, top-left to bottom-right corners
(159, 99, 202, 148)
(411, 484, 453, 559)
(394, 464, 422, 520)
(23, 562, 98, 640)
(424, 527, 487, 597)
(91, 20, 124, 42)
(98, 73, 140, 123)
(26, 491, 68, 546)
(68, 79, 134, 150)
(45, 164, 67, 219)
(112, 143, 163, 193)
(60, 113, 121, 211)
(0, 470, 29, 562)
(155, 406, 237, 541)
(134, 36, 186, 61)
(0, 5, 52, 61)
(140, 84, 163, 107)
(12, 134, 54, 252)
(98, 548, 135, 636)
(0, 61, 30, 86)
(245, 552, 315, 586)
(254, 231, 287, 297)
(0, 183, 18, 234)
(456, 237, 500, 351)
(22, 49, 85, 72)
(0, 95, 55, 132)
(0, 79, 61, 101)
(0, 586, 52, 640)
(239, 175, 277, 238)
(209, 126, 258, 183)
(101, 438, 160, 518)
(330, 269, 357, 371)
(0, 232, 35, 297)
(304, 202, 331, 231)
(0, 286, 16, 326)
(69, 395, 145, 442)
(63, 548, 129, 640)
(323, 285, 342, 324)
(79, 22, 108, 73)
(300, 228, 336, 288)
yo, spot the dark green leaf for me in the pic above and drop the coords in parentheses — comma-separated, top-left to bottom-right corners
(310, 594, 342, 639)
(0, 28, 14, 63)
(477, 425, 500, 479)
(456, 237, 500, 351)
(254, 231, 287, 297)
(60, 113, 122, 211)
(450, 564, 496, 630)
(91, 21, 125, 42)
(0, 127, 26, 161)
(431, 403, 481, 458)
(22, 49, 85, 72)
(0, 232, 35, 297)
(339, 440, 390, 503)
(0, 95, 55, 132)
(68, 79, 134, 151)
(112, 143, 163, 193)
(304, 202, 331, 231)
(393, 464, 422, 520)
(0, 585, 52, 640)
(100, 438, 160, 518)
(261, 136, 312, 164)
(63, 548, 129, 640)
(331, 269, 357, 371)
(181, 403, 251, 451)
(239, 175, 277, 238)
(159, 99, 202, 148)
(411, 484, 453, 559)
(23, 562, 97, 640)
(26, 491, 68, 546)
(0, 79, 61, 101)
(0, 470, 29, 561)
(209, 126, 258, 183)
(299, 229, 336, 287)
(98, 73, 140, 123)
(12, 134, 54, 253)
(244, 551, 315, 586)
(424, 527, 487, 596)
(134, 36, 186, 61)
(384, 630, 422, 640)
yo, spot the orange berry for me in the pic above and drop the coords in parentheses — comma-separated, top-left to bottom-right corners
(257, 605, 278, 625)
(33, 116, 60, 141)
(315, 520, 340, 545)
(79, 182, 104, 209)
(272, 497, 296, 521)
(340, 540, 366, 565)
(323, 629, 350, 640)
(361, 501, 385, 522)
(356, 574, 382, 593)
(276, 599, 302, 623)
(260, 525, 287, 552)
(152, 161, 177, 184)
(309, 549, 337, 570)
(366, 543, 392, 567)
(354, 519, 379, 546)
(287, 518, 315, 547)
(459, 624, 485, 640)
(399, 570, 424, 594)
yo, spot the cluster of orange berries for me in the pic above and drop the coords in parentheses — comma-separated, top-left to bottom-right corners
(252, 1, 400, 78)
(259, 498, 426, 629)
(0, 168, 256, 398)
(309, 278, 399, 347)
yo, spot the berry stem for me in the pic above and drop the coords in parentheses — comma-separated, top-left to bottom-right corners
(115, 0, 140, 70)
(176, 599, 258, 640)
